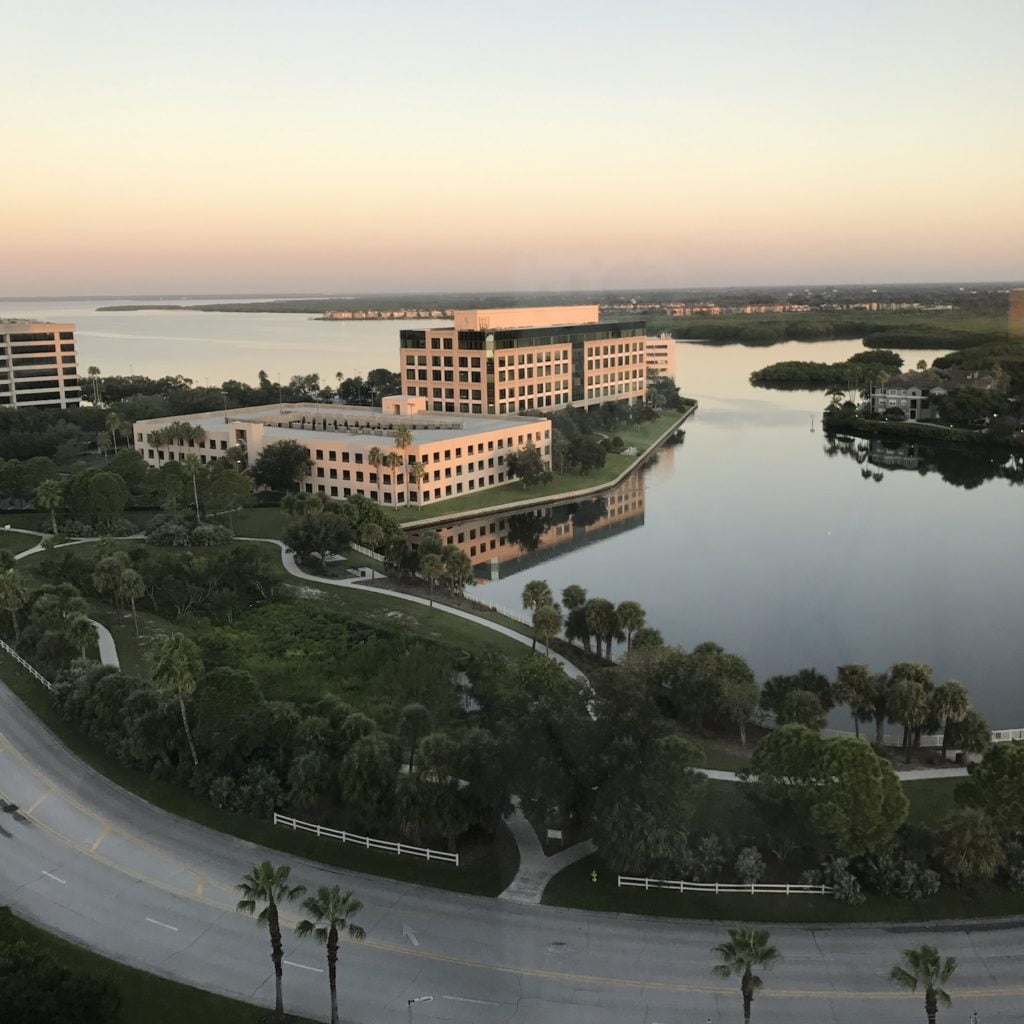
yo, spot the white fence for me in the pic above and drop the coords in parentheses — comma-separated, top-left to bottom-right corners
(618, 876, 833, 896)
(0, 638, 53, 691)
(273, 812, 459, 865)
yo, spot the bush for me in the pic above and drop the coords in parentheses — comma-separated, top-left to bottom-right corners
(734, 846, 766, 885)
(1004, 841, 1024, 892)
(803, 857, 865, 904)
(145, 513, 232, 547)
(861, 849, 941, 902)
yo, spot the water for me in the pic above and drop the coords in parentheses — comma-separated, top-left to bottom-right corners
(2, 300, 1021, 724)
(0, 296, 439, 384)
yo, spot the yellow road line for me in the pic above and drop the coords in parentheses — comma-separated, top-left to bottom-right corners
(26, 791, 50, 814)
(3, 737, 1023, 1003)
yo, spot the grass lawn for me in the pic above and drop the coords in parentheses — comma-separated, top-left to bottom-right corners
(393, 409, 690, 525)
(230, 506, 288, 538)
(0, 529, 42, 555)
(0, 907, 287, 1024)
(904, 777, 960, 827)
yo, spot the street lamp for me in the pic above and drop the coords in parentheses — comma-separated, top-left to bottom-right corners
(407, 994, 432, 1023)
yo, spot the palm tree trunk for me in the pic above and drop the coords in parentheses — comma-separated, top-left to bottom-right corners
(130, 597, 139, 637)
(327, 933, 339, 1024)
(192, 472, 201, 519)
(178, 691, 199, 766)
(941, 717, 950, 762)
(49, 508, 57, 535)
(739, 720, 747, 747)
(269, 904, 285, 1018)
(875, 712, 886, 748)
(852, 715, 860, 739)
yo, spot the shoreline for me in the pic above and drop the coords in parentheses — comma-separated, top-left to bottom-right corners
(398, 403, 696, 531)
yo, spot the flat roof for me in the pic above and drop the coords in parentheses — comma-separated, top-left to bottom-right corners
(138, 401, 547, 445)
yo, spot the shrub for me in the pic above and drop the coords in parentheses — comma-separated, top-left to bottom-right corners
(861, 849, 941, 902)
(734, 846, 766, 885)
(145, 513, 232, 547)
(803, 857, 865, 904)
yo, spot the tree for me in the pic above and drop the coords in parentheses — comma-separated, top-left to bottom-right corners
(946, 708, 991, 757)
(398, 702, 431, 771)
(118, 567, 146, 637)
(282, 513, 352, 569)
(711, 927, 781, 1024)
(87, 365, 102, 404)
(584, 597, 619, 659)
(532, 602, 563, 654)
(955, 743, 1024, 834)
(383, 449, 402, 505)
(65, 613, 96, 660)
(777, 689, 827, 731)
(105, 412, 129, 454)
(34, 477, 63, 535)
(440, 546, 473, 595)
(406, 459, 427, 502)
(561, 584, 587, 610)
(889, 944, 956, 1024)
(888, 677, 931, 762)
(760, 668, 833, 717)
(183, 454, 203, 518)
(0, 568, 29, 641)
(713, 651, 759, 746)
(64, 470, 129, 527)
(615, 600, 645, 651)
(338, 733, 397, 826)
(521, 579, 553, 614)
(833, 664, 879, 739)
(295, 886, 365, 1024)
(150, 632, 203, 766)
(506, 443, 551, 488)
(935, 807, 1003, 886)
(252, 440, 312, 492)
(419, 553, 444, 606)
(930, 680, 970, 762)
(236, 862, 307, 1021)
(631, 625, 664, 649)
(366, 446, 384, 496)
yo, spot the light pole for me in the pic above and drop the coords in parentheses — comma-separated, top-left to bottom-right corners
(407, 995, 432, 1023)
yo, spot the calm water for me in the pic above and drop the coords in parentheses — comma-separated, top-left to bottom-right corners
(2, 299, 1021, 724)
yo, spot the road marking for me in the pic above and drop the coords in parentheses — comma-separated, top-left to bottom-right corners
(5, 735, 1024, 1005)
(402, 922, 420, 947)
(26, 791, 50, 814)
(283, 960, 323, 973)
(195, 878, 204, 898)
(41, 870, 66, 884)
(90, 826, 110, 852)
(443, 995, 499, 1005)
(145, 917, 178, 931)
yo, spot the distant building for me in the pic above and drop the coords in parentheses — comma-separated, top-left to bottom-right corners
(132, 396, 550, 508)
(868, 369, 1002, 421)
(0, 321, 80, 409)
(398, 305, 648, 416)
(644, 333, 677, 379)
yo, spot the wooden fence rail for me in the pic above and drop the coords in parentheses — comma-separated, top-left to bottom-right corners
(618, 875, 833, 896)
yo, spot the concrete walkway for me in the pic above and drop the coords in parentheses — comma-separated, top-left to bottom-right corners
(498, 798, 595, 905)
(88, 618, 120, 668)
(697, 765, 968, 782)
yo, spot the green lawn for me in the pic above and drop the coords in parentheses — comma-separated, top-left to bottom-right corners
(393, 409, 690, 524)
(230, 506, 288, 538)
(904, 777, 960, 827)
(0, 907, 285, 1024)
(0, 529, 42, 555)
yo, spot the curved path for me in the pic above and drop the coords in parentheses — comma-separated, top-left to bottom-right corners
(1, 684, 1023, 1024)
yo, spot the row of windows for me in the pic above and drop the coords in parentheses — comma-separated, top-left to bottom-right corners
(405, 354, 483, 369)
(498, 381, 568, 399)
(496, 350, 570, 367)
(497, 364, 568, 381)
(404, 369, 483, 383)
(307, 432, 547, 465)
(302, 473, 509, 503)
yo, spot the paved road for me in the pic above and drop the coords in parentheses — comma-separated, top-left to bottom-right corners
(2, 685, 1023, 1023)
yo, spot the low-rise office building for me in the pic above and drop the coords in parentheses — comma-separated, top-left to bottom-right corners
(132, 396, 551, 508)
(398, 305, 648, 416)
(0, 321, 80, 408)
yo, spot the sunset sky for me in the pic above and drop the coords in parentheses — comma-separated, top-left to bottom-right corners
(4, 0, 1023, 295)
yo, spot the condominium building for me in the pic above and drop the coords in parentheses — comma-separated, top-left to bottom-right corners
(0, 321, 80, 408)
(132, 396, 551, 508)
(398, 305, 648, 416)
(644, 333, 677, 379)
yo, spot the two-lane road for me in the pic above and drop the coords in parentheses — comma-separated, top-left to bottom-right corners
(1, 682, 1022, 1023)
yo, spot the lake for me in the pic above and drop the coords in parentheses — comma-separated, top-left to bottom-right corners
(1, 299, 1021, 725)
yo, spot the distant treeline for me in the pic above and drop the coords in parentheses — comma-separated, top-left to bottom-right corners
(751, 350, 903, 389)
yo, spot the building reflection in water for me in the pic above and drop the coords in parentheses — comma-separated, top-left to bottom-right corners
(408, 469, 646, 582)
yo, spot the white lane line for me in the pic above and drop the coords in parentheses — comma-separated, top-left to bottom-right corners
(145, 917, 179, 931)
(283, 959, 323, 973)
(41, 870, 66, 884)
(442, 995, 499, 1005)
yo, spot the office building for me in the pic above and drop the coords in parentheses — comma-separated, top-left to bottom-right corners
(0, 321, 80, 408)
(644, 333, 677, 379)
(132, 396, 551, 508)
(398, 305, 648, 416)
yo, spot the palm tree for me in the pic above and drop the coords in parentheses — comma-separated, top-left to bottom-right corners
(532, 602, 563, 654)
(420, 553, 444, 606)
(65, 613, 97, 660)
(87, 365, 102, 405)
(521, 579, 553, 649)
(392, 424, 413, 503)
(615, 600, 646, 651)
(585, 597, 619, 659)
(561, 584, 587, 611)
(0, 568, 28, 642)
(105, 412, 129, 454)
(150, 632, 203, 766)
(236, 862, 307, 1021)
(888, 678, 931, 763)
(183, 454, 203, 519)
(367, 446, 384, 500)
(359, 522, 385, 580)
(118, 567, 146, 637)
(35, 478, 63, 536)
(889, 944, 956, 1024)
(295, 886, 365, 1024)
(407, 460, 426, 504)
(711, 927, 781, 1024)
(930, 680, 970, 762)
(383, 450, 402, 507)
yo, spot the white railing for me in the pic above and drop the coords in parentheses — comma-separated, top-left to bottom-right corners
(0, 638, 53, 691)
(349, 541, 384, 560)
(618, 875, 833, 896)
(273, 812, 459, 865)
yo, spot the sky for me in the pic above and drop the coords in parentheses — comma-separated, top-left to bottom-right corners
(3, 0, 1023, 295)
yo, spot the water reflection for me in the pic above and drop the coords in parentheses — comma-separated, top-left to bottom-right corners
(824, 433, 1024, 490)
(409, 464, 648, 581)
